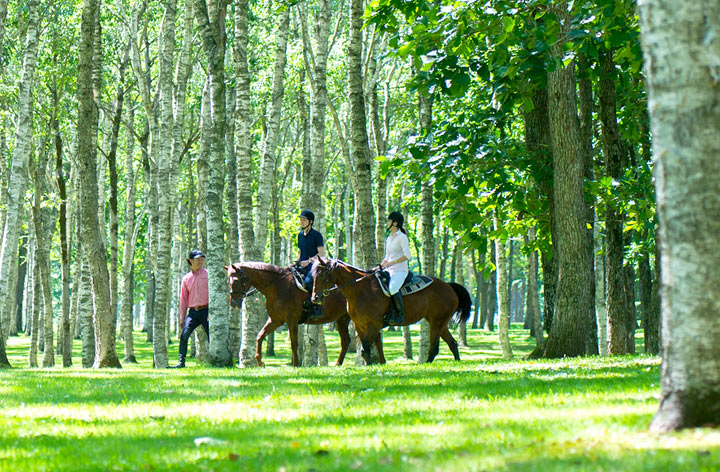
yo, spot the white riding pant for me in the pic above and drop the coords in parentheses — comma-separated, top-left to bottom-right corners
(388, 269, 408, 295)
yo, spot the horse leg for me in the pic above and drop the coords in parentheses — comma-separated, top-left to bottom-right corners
(288, 323, 301, 367)
(255, 317, 281, 368)
(335, 316, 351, 366)
(440, 325, 461, 361)
(373, 334, 386, 364)
(426, 322, 442, 363)
(360, 337, 374, 365)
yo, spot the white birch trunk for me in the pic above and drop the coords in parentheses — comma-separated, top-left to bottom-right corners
(403, 325, 413, 360)
(495, 229, 513, 360)
(27, 232, 39, 367)
(79, 257, 95, 368)
(151, 0, 178, 369)
(120, 108, 138, 362)
(77, 0, 121, 368)
(0, 0, 40, 367)
(418, 94, 434, 363)
(348, 0, 376, 269)
(638, 0, 720, 431)
(594, 211, 607, 355)
(194, 0, 232, 366)
(526, 228, 543, 346)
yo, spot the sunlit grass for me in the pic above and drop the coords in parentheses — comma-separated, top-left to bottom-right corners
(1, 325, 719, 471)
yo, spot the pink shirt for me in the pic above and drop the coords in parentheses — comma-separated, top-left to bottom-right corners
(178, 268, 209, 318)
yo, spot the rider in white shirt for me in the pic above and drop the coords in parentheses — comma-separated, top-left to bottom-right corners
(380, 211, 412, 324)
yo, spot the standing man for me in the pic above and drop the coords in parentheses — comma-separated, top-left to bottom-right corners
(297, 210, 325, 318)
(169, 249, 209, 368)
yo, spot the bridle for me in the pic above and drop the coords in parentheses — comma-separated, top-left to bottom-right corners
(229, 267, 260, 301)
(314, 259, 381, 298)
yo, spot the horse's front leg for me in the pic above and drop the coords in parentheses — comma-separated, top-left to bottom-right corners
(335, 316, 351, 366)
(373, 334, 386, 364)
(255, 317, 281, 368)
(360, 338, 374, 365)
(288, 322, 301, 367)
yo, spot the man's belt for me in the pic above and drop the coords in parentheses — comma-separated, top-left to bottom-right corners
(190, 305, 208, 311)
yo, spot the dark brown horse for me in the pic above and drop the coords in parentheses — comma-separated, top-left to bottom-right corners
(227, 261, 384, 367)
(311, 258, 472, 365)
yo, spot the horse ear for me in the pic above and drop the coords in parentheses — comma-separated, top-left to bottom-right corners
(224, 265, 229, 271)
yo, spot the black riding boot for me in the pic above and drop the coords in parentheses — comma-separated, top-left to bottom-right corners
(388, 292, 404, 325)
(169, 354, 185, 369)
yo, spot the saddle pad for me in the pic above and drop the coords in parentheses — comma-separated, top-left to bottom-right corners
(375, 271, 433, 297)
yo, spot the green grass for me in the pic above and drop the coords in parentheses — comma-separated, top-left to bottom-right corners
(1, 326, 719, 471)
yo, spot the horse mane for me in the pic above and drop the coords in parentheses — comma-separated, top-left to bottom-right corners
(238, 261, 288, 275)
(313, 258, 370, 276)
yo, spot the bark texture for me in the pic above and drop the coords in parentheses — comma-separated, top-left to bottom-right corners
(0, 0, 41, 368)
(638, 0, 720, 431)
(77, 0, 121, 368)
(195, 0, 232, 366)
(542, 3, 594, 358)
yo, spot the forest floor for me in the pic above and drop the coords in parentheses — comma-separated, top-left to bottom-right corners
(1, 325, 719, 471)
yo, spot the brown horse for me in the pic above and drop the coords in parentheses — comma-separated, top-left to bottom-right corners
(227, 261, 384, 367)
(311, 258, 472, 365)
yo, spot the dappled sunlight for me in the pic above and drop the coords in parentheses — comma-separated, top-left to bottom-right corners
(2, 328, 718, 471)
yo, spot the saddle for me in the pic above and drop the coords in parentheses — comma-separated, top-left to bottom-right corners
(375, 270, 432, 297)
(289, 265, 309, 293)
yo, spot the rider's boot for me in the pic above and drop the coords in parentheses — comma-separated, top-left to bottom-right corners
(168, 354, 185, 369)
(306, 298, 323, 320)
(388, 292, 404, 325)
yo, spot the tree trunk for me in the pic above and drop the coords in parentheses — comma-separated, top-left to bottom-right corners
(14, 235, 27, 336)
(638, 253, 653, 354)
(77, 0, 121, 368)
(348, 0, 376, 268)
(195, 0, 232, 366)
(594, 212, 608, 355)
(50, 75, 72, 367)
(495, 226, 513, 360)
(234, 0, 263, 367)
(151, 0, 179, 369)
(79, 256, 96, 368)
(120, 109, 138, 363)
(457, 249, 468, 347)
(27, 233, 39, 367)
(599, 48, 629, 356)
(638, 0, 720, 431)
(32, 160, 56, 368)
(542, 3, 594, 358)
(0, 0, 40, 368)
(526, 228, 543, 345)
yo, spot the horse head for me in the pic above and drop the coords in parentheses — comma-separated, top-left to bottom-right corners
(226, 262, 253, 308)
(310, 257, 338, 304)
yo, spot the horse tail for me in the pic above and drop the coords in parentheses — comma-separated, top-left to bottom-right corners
(449, 282, 472, 324)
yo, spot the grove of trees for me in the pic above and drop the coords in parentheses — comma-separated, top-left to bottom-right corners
(0, 0, 717, 431)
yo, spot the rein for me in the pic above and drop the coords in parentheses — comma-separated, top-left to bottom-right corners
(319, 261, 380, 296)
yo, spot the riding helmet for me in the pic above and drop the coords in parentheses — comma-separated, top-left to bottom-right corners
(300, 209, 315, 224)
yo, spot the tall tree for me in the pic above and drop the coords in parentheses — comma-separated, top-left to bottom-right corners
(638, 0, 720, 431)
(195, 0, 232, 366)
(237, 5, 290, 367)
(348, 0, 376, 268)
(51, 61, 72, 367)
(77, 0, 121, 368)
(120, 109, 138, 363)
(541, 3, 594, 358)
(599, 49, 629, 356)
(151, 0, 179, 369)
(0, 0, 41, 368)
(31, 158, 56, 368)
(495, 224, 512, 360)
